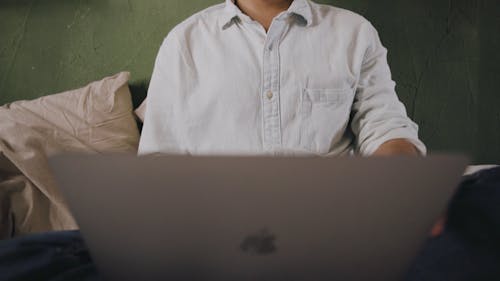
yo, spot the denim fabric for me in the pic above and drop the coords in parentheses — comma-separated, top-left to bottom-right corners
(0, 231, 99, 281)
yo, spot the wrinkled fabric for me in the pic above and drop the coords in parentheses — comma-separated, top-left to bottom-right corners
(0, 72, 140, 238)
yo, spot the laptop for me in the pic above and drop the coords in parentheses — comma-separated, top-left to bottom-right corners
(49, 154, 467, 281)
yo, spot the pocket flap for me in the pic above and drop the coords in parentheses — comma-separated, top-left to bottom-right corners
(303, 88, 351, 104)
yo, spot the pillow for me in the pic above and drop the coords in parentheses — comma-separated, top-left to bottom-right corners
(0, 72, 140, 238)
(135, 99, 146, 123)
(464, 165, 499, 176)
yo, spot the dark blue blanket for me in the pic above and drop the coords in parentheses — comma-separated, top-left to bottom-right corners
(406, 167, 500, 281)
(1, 167, 499, 281)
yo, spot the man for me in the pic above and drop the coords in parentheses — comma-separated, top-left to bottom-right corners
(138, 0, 426, 156)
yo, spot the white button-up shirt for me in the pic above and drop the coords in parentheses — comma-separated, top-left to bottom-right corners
(138, 0, 426, 156)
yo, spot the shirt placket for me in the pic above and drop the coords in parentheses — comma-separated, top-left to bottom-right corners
(262, 17, 288, 153)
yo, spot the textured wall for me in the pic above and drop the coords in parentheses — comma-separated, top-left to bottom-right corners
(0, 0, 499, 163)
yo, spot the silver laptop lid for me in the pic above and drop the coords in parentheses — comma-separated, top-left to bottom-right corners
(49, 154, 467, 281)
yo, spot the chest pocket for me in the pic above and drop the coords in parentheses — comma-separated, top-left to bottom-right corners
(299, 88, 354, 155)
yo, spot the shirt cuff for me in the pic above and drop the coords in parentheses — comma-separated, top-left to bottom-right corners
(359, 128, 427, 156)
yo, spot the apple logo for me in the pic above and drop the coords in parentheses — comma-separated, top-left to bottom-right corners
(240, 228, 277, 255)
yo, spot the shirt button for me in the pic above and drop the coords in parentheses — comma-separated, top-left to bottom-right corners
(266, 91, 273, 100)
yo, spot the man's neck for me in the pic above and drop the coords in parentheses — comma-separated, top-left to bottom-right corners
(235, 0, 293, 32)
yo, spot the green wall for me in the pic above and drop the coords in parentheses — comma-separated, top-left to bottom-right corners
(1, 0, 499, 163)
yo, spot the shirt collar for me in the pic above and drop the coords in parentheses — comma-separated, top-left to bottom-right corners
(220, 0, 313, 30)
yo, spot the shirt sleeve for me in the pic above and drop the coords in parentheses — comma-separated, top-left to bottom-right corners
(350, 22, 427, 156)
(138, 31, 193, 155)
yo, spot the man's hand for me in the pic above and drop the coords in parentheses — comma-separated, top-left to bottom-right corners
(430, 215, 446, 237)
(372, 138, 419, 156)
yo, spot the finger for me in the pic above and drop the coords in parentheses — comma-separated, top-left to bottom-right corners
(430, 216, 446, 237)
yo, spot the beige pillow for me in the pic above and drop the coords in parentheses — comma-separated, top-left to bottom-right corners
(135, 99, 147, 122)
(0, 72, 140, 238)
